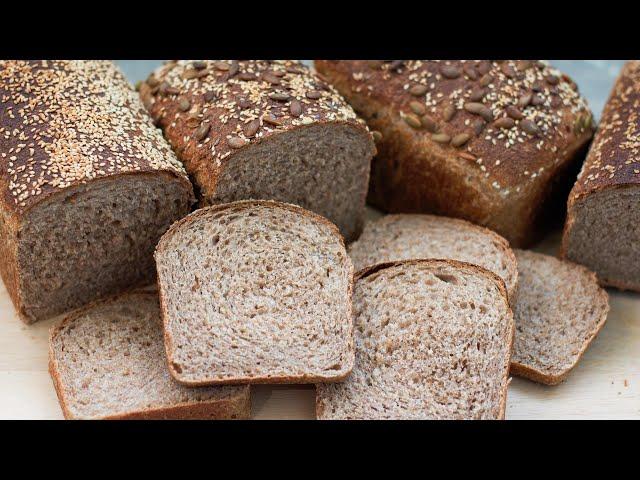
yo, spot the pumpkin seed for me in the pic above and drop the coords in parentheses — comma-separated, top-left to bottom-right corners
(494, 117, 515, 129)
(431, 133, 451, 144)
(440, 65, 461, 79)
(269, 92, 290, 102)
(464, 102, 493, 122)
(451, 133, 471, 147)
(306, 90, 322, 100)
(458, 151, 476, 161)
(479, 74, 493, 87)
(469, 87, 486, 102)
(443, 105, 456, 122)
(243, 119, 261, 138)
(290, 100, 303, 117)
(409, 84, 428, 96)
(372, 130, 383, 142)
(228, 136, 247, 149)
(263, 114, 283, 126)
(520, 119, 539, 136)
(518, 93, 532, 108)
(213, 61, 230, 71)
(506, 106, 524, 120)
(195, 123, 210, 141)
(192, 61, 207, 70)
(463, 64, 478, 80)
(421, 115, 438, 133)
(409, 101, 426, 116)
(402, 112, 422, 129)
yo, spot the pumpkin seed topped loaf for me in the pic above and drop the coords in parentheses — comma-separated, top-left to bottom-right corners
(139, 60, 375, 242)
(314, 60, 595, 247)
(0, 60, 194, 324)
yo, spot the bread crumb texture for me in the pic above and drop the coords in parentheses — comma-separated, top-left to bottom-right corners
(319, 60, 593, 195)
(0, 60, 186, 212)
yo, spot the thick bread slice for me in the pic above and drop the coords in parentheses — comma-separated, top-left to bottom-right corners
(155, 200, 355, 386)
(316, 259, 514, 420)
(140, 60, 375, 242)
(348, 214, 518, 300)
(49, 292, 250, 420)
(511, 250, 609, 385)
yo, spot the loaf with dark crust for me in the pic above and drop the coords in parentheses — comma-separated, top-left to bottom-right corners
(139, 60, 375, 242)
(314, 60, 595, 247)
(0, 60, 194, 324)
(562, 61, 640, 291)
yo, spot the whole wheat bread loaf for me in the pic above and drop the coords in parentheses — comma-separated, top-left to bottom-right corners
(155, 200, 355, 386)
(0, 61, 194, 324)
(315, 60, 594, 247)
(48, 292, 250, 420)
(139, 60, 375, 242)
(562, 61, 640, 291)
(316, 259, 514, 420)
(511, 250, 609, 385)
(348, 214, 518, 300)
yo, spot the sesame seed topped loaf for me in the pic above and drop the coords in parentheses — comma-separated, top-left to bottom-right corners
(562, 61, 640, 291)
(512, 250, 609, 385)
(316, 260, 514, 420)
(0, 60, 194, 324)
(314, 60, 595, 247)
(49, 292, 250, 420)
(139, 60, 375, 242)
(155, 200, 355, 386)
(348, 214, 518, 300)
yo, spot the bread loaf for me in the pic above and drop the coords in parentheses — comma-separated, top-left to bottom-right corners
(155, 200, 355, 386)
(139, 60, 375, 242)
(0, 60, 194, 324)
(348, 213, 518, 300)
(314, 60, 595, 247)
(49, 291, 250, 420)
(316, 259, 514, 420)
(562, 61, 640, 291)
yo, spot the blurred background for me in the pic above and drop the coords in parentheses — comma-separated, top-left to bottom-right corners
(116, 60, 626, 121)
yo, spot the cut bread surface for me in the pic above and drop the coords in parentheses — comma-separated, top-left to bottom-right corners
(316, 259, 513, 420)
(17, 174, 192, 323)
(204, 123, 373, 242)
(563, 187, 640, 291)
(155, 200, 354, 386)
(348, 214, 518, 300)
(48, 292, 250, 420)
(511, 250, 609, 385)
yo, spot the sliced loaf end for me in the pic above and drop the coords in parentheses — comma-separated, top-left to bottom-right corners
(512, 250, 609, 385)
(155, 200, 355, 386)
(48, 291, 250, 420)
(316, 259, 514, 420)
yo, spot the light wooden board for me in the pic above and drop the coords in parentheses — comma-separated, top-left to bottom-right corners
(0, 210, 638, 419)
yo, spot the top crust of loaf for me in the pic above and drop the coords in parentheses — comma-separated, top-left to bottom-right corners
(155, 199, 354, 386)
(566, 61, 640, 204)
(139, 60, 374, 201)
(315, 60, 593, 191)
(348, 214, 518, 300)
(0, 60, 191, 217)
(317, 259, 514, 420)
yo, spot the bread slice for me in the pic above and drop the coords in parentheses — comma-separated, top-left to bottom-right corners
(511, 250, 609, 385)
(348, 214, 518, 300)
(316, 259, 514, 420)
(48, 292, 250, 420)
(155, 200, 355, 386)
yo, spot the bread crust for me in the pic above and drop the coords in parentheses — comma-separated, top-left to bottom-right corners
(315, 60, 594, 247)
(562, 61, 640, 291)
(0, 60, 194, 324)
(48, 291, 251, 420)
(510, 254, 610, 385)
(155, 199, 355, 386)
(327, 258, 514, 420)
(348, 213, 519, 302)
(139, 60, 375, 240)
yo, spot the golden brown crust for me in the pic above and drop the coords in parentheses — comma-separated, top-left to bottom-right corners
(139, 60, 372, 204)
(352, 258, 514, 420)
(315, 60, 594, 247)
(155, 199, 355, 387)
(48, 291, 251, 420)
